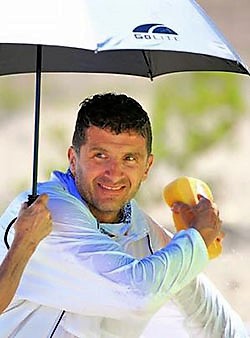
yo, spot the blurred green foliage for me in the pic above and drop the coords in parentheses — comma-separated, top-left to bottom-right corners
(151, 73, 247, 170)
(0, 76, 34, 115)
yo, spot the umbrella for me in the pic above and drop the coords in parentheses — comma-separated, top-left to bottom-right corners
(0, 0, 249, 200)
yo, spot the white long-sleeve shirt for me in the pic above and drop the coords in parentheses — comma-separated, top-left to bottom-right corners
(0, 171, 248, 337)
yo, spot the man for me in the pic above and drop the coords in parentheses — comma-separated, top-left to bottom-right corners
(0, 93, 247, 337)
(0, 194, 52, 313)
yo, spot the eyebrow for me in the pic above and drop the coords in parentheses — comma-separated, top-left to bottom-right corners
(124, 152, 142, 158)
(89, 146, 108, 152)
(89, 147, 143, 158)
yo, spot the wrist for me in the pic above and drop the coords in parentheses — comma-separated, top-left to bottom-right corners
(11, 233, 38, 256)
(193, 227, 217, 247)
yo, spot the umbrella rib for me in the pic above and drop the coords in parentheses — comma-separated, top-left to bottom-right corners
(142, 51, 153, 81)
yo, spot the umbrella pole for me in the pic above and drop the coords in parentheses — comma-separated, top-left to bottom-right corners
(29, 45, 42, 204)
(4, 47, 43, 245)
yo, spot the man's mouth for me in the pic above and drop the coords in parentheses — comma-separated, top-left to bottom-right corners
(98, 183, 125, 191)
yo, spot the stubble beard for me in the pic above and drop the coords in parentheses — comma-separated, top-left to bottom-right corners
(74, 173, 126, 220)
(74, 172, 142, 222)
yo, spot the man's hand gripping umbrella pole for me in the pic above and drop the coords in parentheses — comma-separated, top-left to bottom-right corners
(163, 176, 224, 259)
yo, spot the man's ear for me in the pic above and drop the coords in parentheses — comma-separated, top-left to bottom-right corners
(68, 146, 77, 176)
(142, 154, 154, 181)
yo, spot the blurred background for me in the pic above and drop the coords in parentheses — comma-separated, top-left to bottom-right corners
(0, 0, 249, 331)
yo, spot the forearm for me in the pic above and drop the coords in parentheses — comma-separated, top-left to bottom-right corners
(173, 273, 248, 338)
(0, 237, 36, 313)
(15, 228, 209, 317)
(0, 191, 209, 317)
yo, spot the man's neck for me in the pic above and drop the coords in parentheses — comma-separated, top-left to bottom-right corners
(89, 206, 122, 224)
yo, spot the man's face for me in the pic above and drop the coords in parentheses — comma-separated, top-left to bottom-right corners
(68, 126, 153, 223)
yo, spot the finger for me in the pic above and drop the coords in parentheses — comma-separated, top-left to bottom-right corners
(47, 212, 52, 221)
(197, 195, 211, 205)
(20, 201, 28, 211)
(171, 201, 191, 213)
(32, 194, 49, 207)
(194, 196, 213, 211)
(216, 217, 223, 231)
(218, 230, 225, 239)
(197, 194, 210, 201)
(17, 201, 29, 217)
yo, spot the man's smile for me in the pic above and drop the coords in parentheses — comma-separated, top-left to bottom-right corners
(97, 182, 126, 192)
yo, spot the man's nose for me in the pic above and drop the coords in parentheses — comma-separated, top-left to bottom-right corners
(105, 159, 123, 179)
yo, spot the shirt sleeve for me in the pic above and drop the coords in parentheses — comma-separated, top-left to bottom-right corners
(0, 189, 209, 319)
(146, 216, 249, 337)
(173, 274, 249, 338)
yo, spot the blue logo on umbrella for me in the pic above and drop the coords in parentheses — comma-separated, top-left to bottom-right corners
(133, 24, 178, 35)
(133, 23, 178, 42)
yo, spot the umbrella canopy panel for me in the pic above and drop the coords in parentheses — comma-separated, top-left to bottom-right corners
(0, 0, 249, 78)
(0, 44, 248, 79)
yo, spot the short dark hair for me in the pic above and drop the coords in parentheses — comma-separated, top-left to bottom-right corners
(72, 93, 152, 154)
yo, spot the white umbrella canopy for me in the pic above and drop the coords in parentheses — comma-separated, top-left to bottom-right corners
(0, 0, 249, 77)
(0, 0, 249, 198)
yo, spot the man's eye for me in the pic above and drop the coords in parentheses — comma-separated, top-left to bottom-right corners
(124, 155, 136, 162)
(95, 153, 107, 159)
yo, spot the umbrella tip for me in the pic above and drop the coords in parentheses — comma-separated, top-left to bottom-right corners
(148, 71, 153, 81)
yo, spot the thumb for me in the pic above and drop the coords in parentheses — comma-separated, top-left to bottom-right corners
(31, 194, 49, 207)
